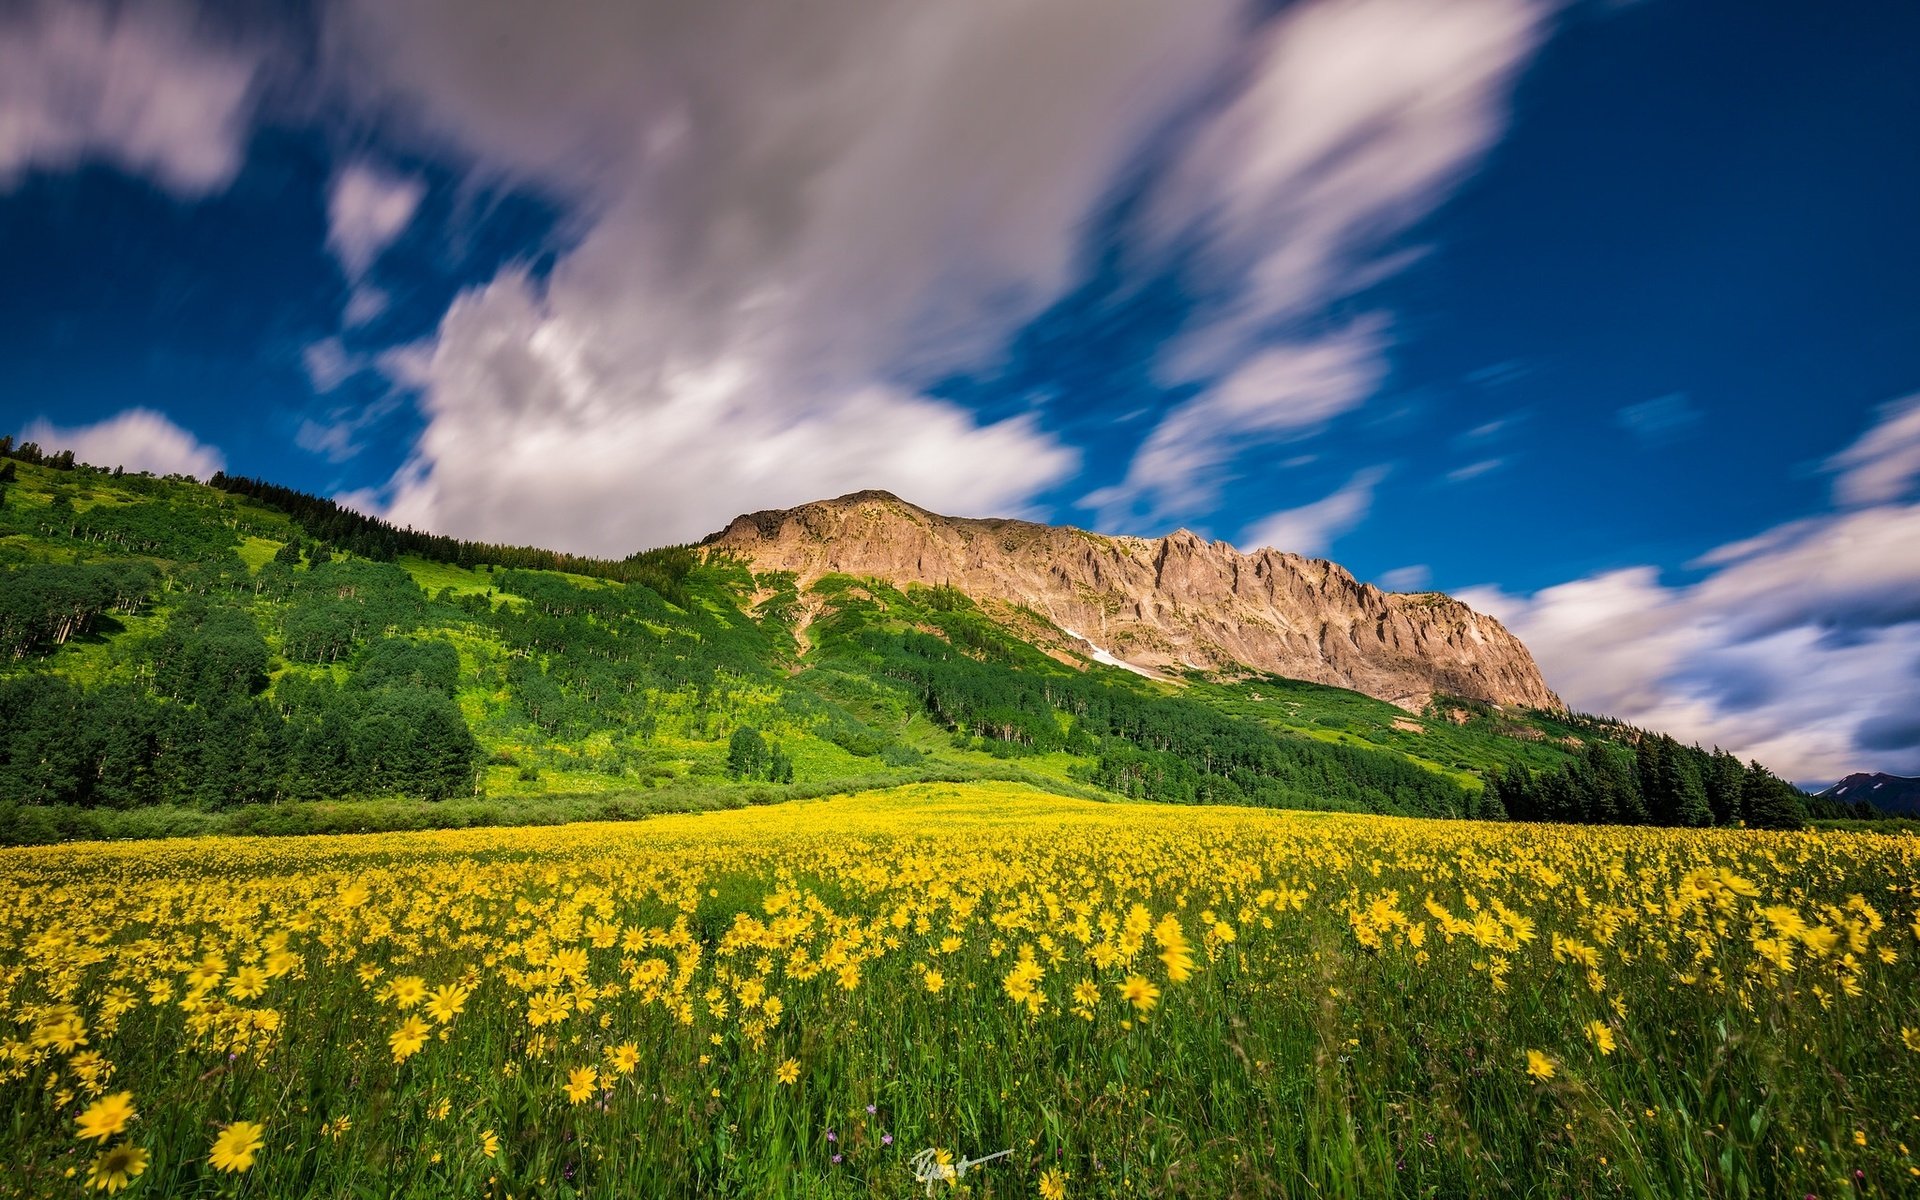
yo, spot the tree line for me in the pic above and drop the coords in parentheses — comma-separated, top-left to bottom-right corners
(0, 615, 478, 808)
(207, 472, 698, 602)
(1486, 735, 1809, 830)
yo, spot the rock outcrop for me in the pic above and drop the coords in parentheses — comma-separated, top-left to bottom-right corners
(703, 490, 1563, 713)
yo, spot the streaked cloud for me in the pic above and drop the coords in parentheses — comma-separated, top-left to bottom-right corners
(0, 1, 259, 195)
(1091, 0, 1548, 524)
(1826, 392, 1920, 507)
(320, 0, 1262, 551)
(1086, 318, 1387, 519)
(1445, 458, 1506, 483)
(1239, 465, 1390, 558)
(1377, 564, 1432, 591)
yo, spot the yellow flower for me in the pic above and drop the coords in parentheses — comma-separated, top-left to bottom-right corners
(390, 1016, 430, 1063)
(609, 1042, 641, 1075)
(386, 975, 427, 1008)
(210, 1121, 265, 1173)
(924, 969, 945, 994)
(1903, 1027, 1920, 1053)
(565, 1066, 598, 1103)
(1154, 915, 1194, 983)
(1039, 1165, 1069, 1199)
(777, 1058, 800, 1086)
(1585, 1020, 1616, 1056)
(425, 984, 469, 1025)
(1118, 975, 1160, 1013)
(87, 1143, 149, 1193)
(76, 1092, 137, 1143)
(1526, 1049, 1555, 1081)
(226, 966, 268, 1001)
(481, 1129, 500, 1159)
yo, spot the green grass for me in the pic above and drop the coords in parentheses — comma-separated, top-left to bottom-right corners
(236, 536, 282, 572)
(396, 555, 503, 598)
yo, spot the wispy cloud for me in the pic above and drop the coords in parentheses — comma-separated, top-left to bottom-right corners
(1616, 392, 1703, 441)
(1085, 319, 1387, 520)
(327, 162, 425, 282)
(1825, 392, 1920, 507)
(1445, 458, 1506, 483)
(1377, 564, 1432, 591)
(1238, 466, 1391, 558)
(1090, 0, 1548, 525)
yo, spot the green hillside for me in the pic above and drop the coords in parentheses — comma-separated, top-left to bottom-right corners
(0, 450, 1820, 841)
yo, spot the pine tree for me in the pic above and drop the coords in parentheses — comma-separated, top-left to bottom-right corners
(1741, 762, 1806, 831)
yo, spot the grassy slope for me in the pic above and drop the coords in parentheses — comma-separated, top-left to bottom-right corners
(0, 460, 1596, 837)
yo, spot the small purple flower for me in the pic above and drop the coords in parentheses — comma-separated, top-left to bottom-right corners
(866, 1104, 877, 1115)
(826, 1130, 837, 1143)
(832, 1154, 843, 1165)
(882, 1134, 893, 1147)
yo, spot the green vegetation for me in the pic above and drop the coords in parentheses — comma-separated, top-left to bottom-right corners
(0, 443, 1857, 843)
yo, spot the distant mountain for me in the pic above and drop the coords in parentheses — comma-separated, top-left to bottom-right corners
(705, 490, 1562, 714)
(1816, 773, 1920, 815)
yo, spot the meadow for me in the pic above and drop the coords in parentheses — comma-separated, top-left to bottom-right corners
(4, 781, 1917, 1198)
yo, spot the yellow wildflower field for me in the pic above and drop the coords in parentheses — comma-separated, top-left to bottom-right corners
(3, 782, 1917, 1197)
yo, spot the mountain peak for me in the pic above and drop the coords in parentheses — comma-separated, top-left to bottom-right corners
(1816, 772, 1920, 815)
(704, 493, 1563, 714)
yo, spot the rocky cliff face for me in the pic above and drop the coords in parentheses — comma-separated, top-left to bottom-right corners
(703, 491, 1563, 713)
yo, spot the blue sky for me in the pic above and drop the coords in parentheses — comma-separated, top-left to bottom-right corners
(2, 0, 1917, 782)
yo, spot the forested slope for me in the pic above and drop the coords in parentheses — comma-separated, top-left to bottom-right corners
(0, 442, 1826, 841)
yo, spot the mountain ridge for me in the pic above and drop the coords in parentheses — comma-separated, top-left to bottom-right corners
(703, 489, 1563, 714)
(1816, 772, 1920, 815)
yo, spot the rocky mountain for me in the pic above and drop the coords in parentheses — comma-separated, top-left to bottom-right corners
(1815, 773, 1920, 815)
(704, 490, 1562, 713)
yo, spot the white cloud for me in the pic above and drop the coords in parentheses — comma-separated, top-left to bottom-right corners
(1445, 457, 1506, 483)
(0, 1, 258, 195)
(1462, 502, 1920, 784)
(1092, 0, 1547, 522)
(301, 337, 360, 393)
(18, 408, 225, 478)
(1085, 318, 1387, 520)
(374, 271, 1078, 549)
(1237, 465, 1389, 558)
(1826, 392, 1920, 507)
(327, 162, 426, 281)
(342, 284, 391, 328)
(296, 394, 403, 465)
(1377, 564, 1431, 591)
(318, 0, 1252, 552)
